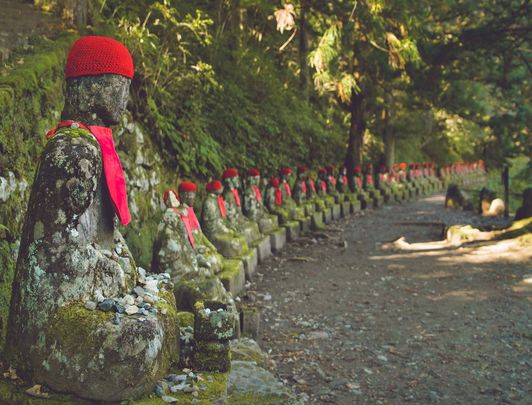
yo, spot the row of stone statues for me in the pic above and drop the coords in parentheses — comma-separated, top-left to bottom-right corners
(4, 36, 486, 401)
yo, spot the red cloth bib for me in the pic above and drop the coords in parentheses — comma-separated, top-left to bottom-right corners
(283, 182, 292, 197)
(330, 176, 337, 186)
(187, 206, 200, 231)
(172, 208, 195, 249)
(301, 181, 307, 194)
(217, 195, 227, 218)
(252, 185, 262, 202)
(367, 174, 373, 185)
(321, 181, 327, 192)
(231, 188, 241, 206)
(47, 121, 131, 226)
(275, 188, 282, 206)
(309, 179, 316, 193)
(342, 176, 348, 186)
(355, 177, 362, 189)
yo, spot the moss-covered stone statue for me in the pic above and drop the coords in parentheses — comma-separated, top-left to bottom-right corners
(264, 177, 289, 223)
(242, 168, 278, 234)
(353, 165, 370, 208)
(336, 164, 361, 211)
(326, 164, 342, 203)
(278, 166, 306, 221)
(222, 168, 262, 245)
(376, 165, 393, 203)
(317, 168, 336, 207)
(152, 188, 235, 312)
(178, 182, 223, 273)
(201, 180, 249, 258)
(5, 36, 178, 401)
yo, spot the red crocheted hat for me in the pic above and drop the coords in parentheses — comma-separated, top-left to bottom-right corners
(399, 163, 407, 169)
(270, 177, 280, 187)
(206, 180, 223, 192)
(247, 168, 260, 177)
(297, 165, 307, 173)
(318, 168, 327, 175)
(65, 36, 134, 79)
(279, 167, 292, 176)
(222, 168, 239, 179)
(327, 164, 336, 173)
(354, 166, 362, 174)
(392, 164, 398, 170)
(178, 182, 197, 193)
(365, 164, 373, 170)
(163, 189, 179, 205)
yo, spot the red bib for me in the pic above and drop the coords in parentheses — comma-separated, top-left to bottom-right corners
(217, 196, 227, 218)
(187, 206, 200, 231)
(231, 188, 241, 207)
(283, 182, 292, 197)
(321, 181, 327, 192)
(47, 121, 131, 226)
(355, 177, 362, 189)
(308, 179, 316, 194)
(342, 176, 348, 186)
(252, 185, 262, 202)
(301, 181, 307, 194)
(275, 188, 283, 206)
(173, 208, 195, 249)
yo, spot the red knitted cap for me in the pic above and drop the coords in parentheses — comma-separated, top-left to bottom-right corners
(247, 168, 260, 177)
(327, 164, 336, 173)
(392, 164, 398, 169)
(399, 163, 407, 169)
(270, 177, 280, 187)
(354, 166, 362, 174)
(318, 168, 327, 175)
(297, 165, 307, 173)
(279, 167, 292, 176)
(65, 36, 134, 79)
(223, 168, 239, 179)
(163, 189, 179, 205)
(206, 180, 223, 192)
(178, 182, 197, 193)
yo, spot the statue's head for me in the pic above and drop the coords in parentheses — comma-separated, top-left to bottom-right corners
(270, 177, 280, 188)
(354, 165, 362, 176)
(365, 164, 373, 174)
(327, 164, 336, 177)
(297, 166, 307, 181)
(206, 180, 224, 196)
(163, 189, 180, 209)
(178, 182, 197, 207)
(318, 168, 327, 180)
(279, 167, 292, 181)
(379, 165, 387, 173)
(222, 168, 240, 189)
(247, 168, 261, 186)
(63, 36, 134, 126)
(399, 162, 407, 171)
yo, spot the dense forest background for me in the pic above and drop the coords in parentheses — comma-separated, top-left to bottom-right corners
(33, 0, 532, 178)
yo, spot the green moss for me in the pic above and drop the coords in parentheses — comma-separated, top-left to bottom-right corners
(0, 239, 15, 353)
(175, 311, 194, 328)
(133, 372, 228, 405)
(192, 340, 231, 372)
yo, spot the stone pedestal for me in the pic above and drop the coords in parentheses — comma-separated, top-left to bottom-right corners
(311, 211, 325, 230)
(341, 201, 351, 217)
(219, 259, 246, 297)
(240, 304, 261, 339)
(332, 204, 341, 220)
(269, 227, 287, 252)
(253, 235, 272, 264)
(241, 249, 258, 281)
(299, 217, 311, 233)
(283, 220, 300, 241)
(351, 200, 361, 213)
(323, 208, 332, 223)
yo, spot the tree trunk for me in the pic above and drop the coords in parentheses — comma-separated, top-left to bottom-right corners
(345, 91, 365, 178)
(299, 0, 310, 102)
(383, 94, 395, 167)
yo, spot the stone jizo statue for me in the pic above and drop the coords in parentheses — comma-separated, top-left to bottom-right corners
(242, 168, 278, 234)
(6, 36, 178, 401)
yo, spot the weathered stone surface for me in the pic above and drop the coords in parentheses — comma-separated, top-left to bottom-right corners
(270, 227, 287, 252)
(239, 305, 262, 340)
(230, 338, 268, 367)
(192, 341, 231, 372)
(218, 260, 246, 297)
(194, 301, 237, 342)
(254, 235, 272, 264)
(227, 361, 297, 404)
(240, 248, 258, 282)
(331, 204, 342, 220)
(284, 221, 300, 241)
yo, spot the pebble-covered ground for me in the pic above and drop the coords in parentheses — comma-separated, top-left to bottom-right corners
(248, 194, 531, 404)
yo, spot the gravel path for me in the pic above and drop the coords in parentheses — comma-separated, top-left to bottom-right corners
(249, 194, 531, 404)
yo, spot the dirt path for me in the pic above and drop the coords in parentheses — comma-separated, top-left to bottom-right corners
(249, 194, 531, 404)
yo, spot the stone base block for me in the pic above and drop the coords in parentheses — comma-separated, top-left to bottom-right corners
(299, 217, 311, 233)
(351, 200, 361, 212)
(241, 249, 258, 281)
(253, 235, 272, 264)
(373, 196, 383, 208)
(283, 220, 300, 241)
(192, 340, 231, 372)
(240, 304, 261, 339)
(311, 211, 326, 230)
(332, 204, 342, 220)
(323, 208, 332, 224)
(219, 259, 246, 297)
(341, 201, 351, 217)
(269, 227, 286, 252)
(304, 203, 315, 216)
